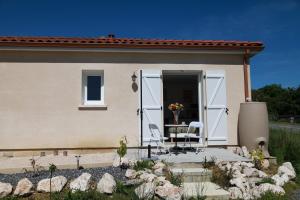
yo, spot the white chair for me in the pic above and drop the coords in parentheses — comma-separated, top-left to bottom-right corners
(149, 123, 169, 154)
(183, 121, 204, 153)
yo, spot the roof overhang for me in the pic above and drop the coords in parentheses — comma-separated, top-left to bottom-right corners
(0, 36, 264, 56)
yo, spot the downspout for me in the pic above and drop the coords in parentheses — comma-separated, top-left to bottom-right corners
(243, 49, 251, 102)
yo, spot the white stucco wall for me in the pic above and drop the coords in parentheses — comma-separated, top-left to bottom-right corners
(0, 50, 245, 149)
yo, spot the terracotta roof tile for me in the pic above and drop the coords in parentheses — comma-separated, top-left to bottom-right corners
(0, 36, 264, 51)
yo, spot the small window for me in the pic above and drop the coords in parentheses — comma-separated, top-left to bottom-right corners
(82, 70, 104, 105)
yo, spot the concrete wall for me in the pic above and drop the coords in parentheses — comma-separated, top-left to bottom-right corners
(0, 50, 245, 149)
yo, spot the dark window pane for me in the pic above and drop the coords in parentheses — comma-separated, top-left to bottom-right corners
(87, 76, 101, 100)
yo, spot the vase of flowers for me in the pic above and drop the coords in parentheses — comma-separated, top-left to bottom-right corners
(168, 103, 184, 124)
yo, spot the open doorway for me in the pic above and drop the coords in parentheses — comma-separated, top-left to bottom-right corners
(163, 73, 200, 140)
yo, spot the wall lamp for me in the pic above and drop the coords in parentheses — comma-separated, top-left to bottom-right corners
(131, 72, 137, 82)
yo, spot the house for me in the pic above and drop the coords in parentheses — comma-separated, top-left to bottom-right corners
(0, 36, 264, 151)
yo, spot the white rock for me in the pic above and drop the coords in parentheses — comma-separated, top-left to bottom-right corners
(254, 183, 285, 198)
(243, 192, 253, 200)
(228, 187, 243, 199)
(226, 162, 232, 171)
(97, 173, 116, 194)
(243, 167, 259, 177)
(139, 172, 157, 182)
(258, 170, 268, 178)
(70, 173, 91, 192)
(155, 176, 170, 186)
(261, 159, 270, 169)
(230, 177, 250, 193)
(241, 162, 255, 168)
(128, 159, 137, 167)
(278, 165, 296, 179)
(112, 157, 129, 167)
(37, 176, 67, 193)
(13, 178, 33, 196)
(242, 146, 251, 158)
(154, 167, 164, 176)
(283, 162, 295, 174)
(135, 182, 155, 199)
(272, 174, 289, 187)
(155, 182, 182, 200)
(235, 147, 243, 156)
(153, 161, 166, 170)
(0, 182, 13, 198)
(232, 170, 246, 179)
(231, 163, 242, 173)
(125, 169, 137, 179)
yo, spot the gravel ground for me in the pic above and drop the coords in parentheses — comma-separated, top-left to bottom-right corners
(0, 166, 126, 186)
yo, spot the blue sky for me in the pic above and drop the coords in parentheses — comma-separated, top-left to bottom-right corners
(0, 0, 299, 89)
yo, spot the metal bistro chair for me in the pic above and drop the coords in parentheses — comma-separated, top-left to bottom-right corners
(149, 123, 169, 154)
(183, 121, 204, 153)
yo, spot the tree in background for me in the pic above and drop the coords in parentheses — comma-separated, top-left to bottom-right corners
(252, 84, 300, 120)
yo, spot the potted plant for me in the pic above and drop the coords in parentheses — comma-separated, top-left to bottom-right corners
(168, 103, 184, 124)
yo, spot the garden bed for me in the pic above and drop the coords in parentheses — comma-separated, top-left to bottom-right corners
(0, 166, 126, 186)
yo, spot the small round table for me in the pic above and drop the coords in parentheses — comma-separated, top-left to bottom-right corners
(165, 124, 188, 154)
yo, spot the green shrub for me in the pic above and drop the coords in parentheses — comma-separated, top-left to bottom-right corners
(211, 166, 233, 189)
(257, 191, 289, 200)
(133, 160, 154, 171)
(250, 148, 264, 169)
(165, 169, 183, 187)
(117, 137, 128, 165)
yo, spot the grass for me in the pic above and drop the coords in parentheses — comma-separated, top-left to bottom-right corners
(269, 128, 300, 183)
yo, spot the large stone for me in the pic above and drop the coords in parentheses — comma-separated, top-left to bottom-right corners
(258, 170, 268, 178)
(139, 172, 157, 182)
(124, 179, 143, 186)
(278, 165, 296, 179)
(283, 162, 295, 174)
(125, 169, 137, 179)
(271, 174, 289, 187)
(241, 162, 255, 168)
(135, 182, 155, 199)
(241, 146, 251, 158)
(155, 176, 170, 186)
(0, 182, 13, 198)
(228, 187, 243, 199)
(13, 178, 33, 196)
(112, 157, 129, 167)
(155, 182, 182, 200)
(243, 167, 259, 177)
(230, 177, 250, 193)
(253, 183, 285, 198)
(261, 159, 270, 169)
(37, 176, 67, 193)
(70, 173, 91, 192)
(153, 161, 166, 170)
(97, 173, 116, 194)
(154, 167, 164, 176)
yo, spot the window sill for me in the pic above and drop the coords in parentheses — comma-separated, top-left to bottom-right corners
(78, 104, 108, 110)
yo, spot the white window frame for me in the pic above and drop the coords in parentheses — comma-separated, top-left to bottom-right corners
(82, 70, 104, 105)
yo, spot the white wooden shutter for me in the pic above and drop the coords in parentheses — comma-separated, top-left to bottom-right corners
(141, 70, 163, 146)
(205, 70, 228, 145)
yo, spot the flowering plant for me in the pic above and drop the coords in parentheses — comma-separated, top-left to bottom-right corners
(168, 103, 184, 111)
